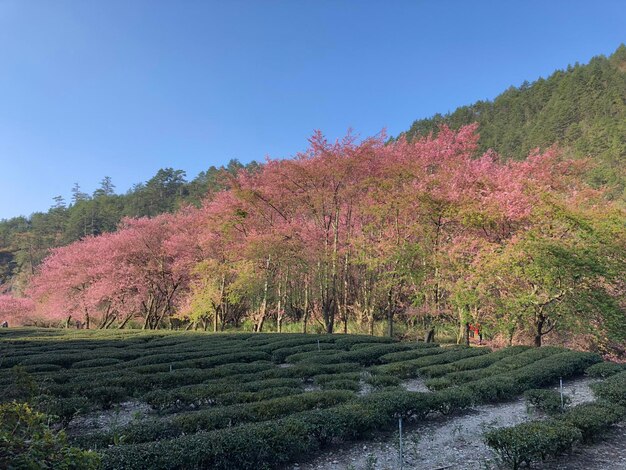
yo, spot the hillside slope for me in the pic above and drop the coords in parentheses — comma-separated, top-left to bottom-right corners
(399, 45, 626, 199)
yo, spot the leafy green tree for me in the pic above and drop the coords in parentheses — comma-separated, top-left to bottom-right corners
(475, 196, 626, 347)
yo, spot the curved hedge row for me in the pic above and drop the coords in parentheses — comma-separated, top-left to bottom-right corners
(485, 401, 625, 469)
(77, 390, 354, 448)
(99, 350, 600, 469)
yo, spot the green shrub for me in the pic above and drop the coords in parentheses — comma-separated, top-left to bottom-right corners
(296, 343, 412, 366)
(365, 374, 401, 389)
(279, 362, 361, 380)
(36, 395, 91, 425)
(102, 417, 317, 470)
(360, 390, 433, 420)
(142, 383, 230, 410)
(429, 387, 476, 414)
(321, 379, 361, 391)
(585, 361, 624, 378)
(462, 375, 518, 402)
(445, 346, 523, 372)
(85, 386, 127, 409)
(73, 357, 123, 368)
(216, 387, 302, 405)
(92, 390, 355, 446)
(417, 346, 511, 378)
(23, 363, 64, 373)
(508, 351, 601, 389)
(333, 335, 395, 350)
(257, 336, 337, 354)
(439, 347, 581, 389)
(0, 402, 100, 470)
(0, 366, 38, 402)
(590, 371, 626, 406)
(375, 347, 487, 378)
(524, 389, 570, 415)
(417, 363, 455, 378)
(559, 402, 625, 442)
(272, 343, 337, 363)
(378, 346, 445, 364)
(484, 420, 581, 470)
(284, 349, 338, 363)
(483, 346, 565, 375)
(313, 372, 361, 384)
(424, 377, 451, 391)
(144, 378, 304, 411)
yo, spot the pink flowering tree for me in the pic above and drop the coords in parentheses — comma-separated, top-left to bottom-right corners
(0, 295, 36, 326)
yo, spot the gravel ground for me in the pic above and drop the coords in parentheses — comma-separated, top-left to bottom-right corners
(294, 377, 626, 470)
(66, 401, 153, 435)
(401, 378, 431, 393)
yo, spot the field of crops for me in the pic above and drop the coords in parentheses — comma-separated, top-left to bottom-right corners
(0, 329, 609, 469)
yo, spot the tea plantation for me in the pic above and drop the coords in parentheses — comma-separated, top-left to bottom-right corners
(0, 329, 621, 469)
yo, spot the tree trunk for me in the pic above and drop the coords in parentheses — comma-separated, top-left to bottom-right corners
(302, 275, 309, 334)
(217, 274, 226, 333)
(342, 250, 349, 334)
(534, 318, 544, 347)
(424, 327, 435, 343)
(255, 255, 271, 333)
(276, 276, 283, 333)
(322, 206, 340, 335)
(456, 306, 466, 345)
(118, 313, 133, 329)
(386, 288, 394, 338)
(326, 303, 335, 334)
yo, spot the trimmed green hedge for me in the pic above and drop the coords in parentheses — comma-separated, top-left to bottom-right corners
(484, 420, 581, 470)
(100, 347, 598, 469)
(80, 390, 354, 448)
(559, 402, 625, 442)
(590, 371, 626, 406)
(524, 389, 569, 415)
(440, 346, 566, 388)
(585, 361, 624, 379)
(485, 400, 626, 469)
(143, 378, 304, 411)
(374, 347, 488, 378)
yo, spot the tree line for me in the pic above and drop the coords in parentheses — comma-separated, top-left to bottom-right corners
(2, 126, 625, 351)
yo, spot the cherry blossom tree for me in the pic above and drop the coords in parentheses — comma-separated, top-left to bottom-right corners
(0, 295, 36, 326)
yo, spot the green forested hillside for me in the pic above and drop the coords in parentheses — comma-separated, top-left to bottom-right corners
(399, 45, 626, 199)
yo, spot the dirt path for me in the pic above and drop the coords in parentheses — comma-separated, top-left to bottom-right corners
(66, 401, 153, 435)
(295, 378, 626, 470)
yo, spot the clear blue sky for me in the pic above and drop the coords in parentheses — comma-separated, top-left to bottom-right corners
(0, 0, 624, 219)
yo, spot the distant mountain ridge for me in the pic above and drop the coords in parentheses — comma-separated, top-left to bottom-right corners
(397, 44, 626, 199)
